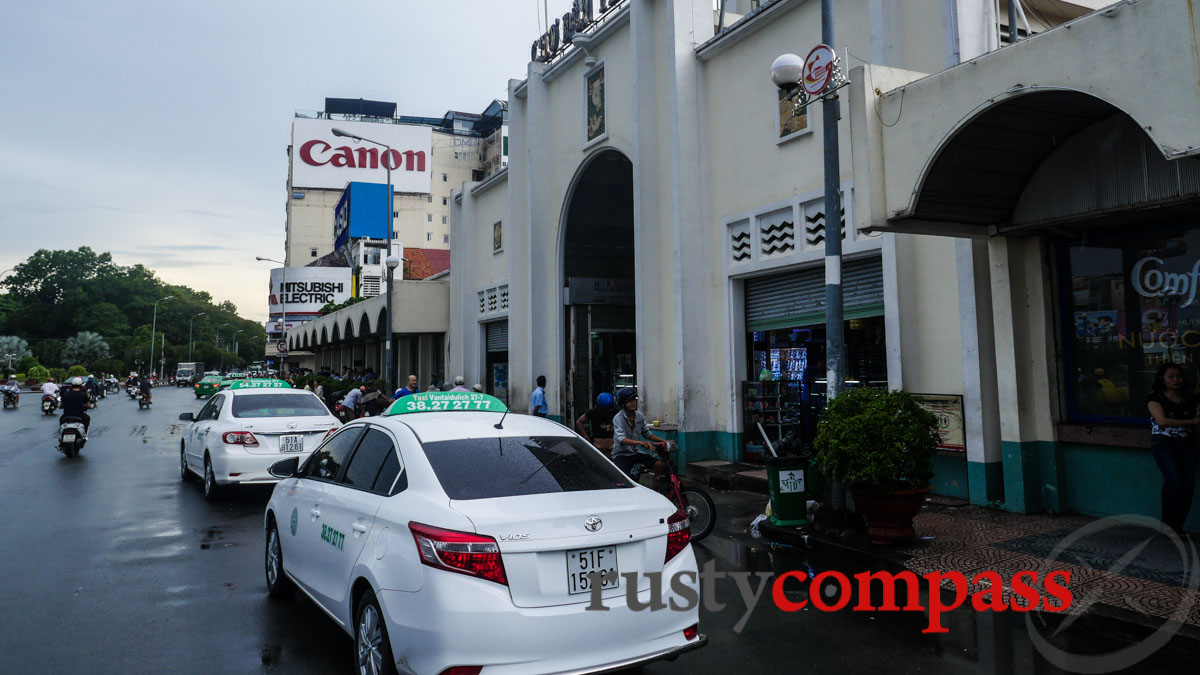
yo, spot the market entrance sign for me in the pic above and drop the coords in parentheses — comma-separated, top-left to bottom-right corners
(1130, 255, 1200, 307)
(531, 0, 627, 64)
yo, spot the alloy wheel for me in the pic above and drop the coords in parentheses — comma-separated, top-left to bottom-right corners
(266, 528, 280, 587)
(357, 604, 384, 675)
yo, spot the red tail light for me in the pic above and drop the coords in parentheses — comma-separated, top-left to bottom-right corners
(683, 623, 699, 641)
(194, 384, 200, 388)
(438, 667, 482, 675)
(409, 522, 507, 586)
(665, 510, 691, 563)
(222, 431, 259, 446)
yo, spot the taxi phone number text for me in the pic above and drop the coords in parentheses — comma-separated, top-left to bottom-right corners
(403, 399, 496, 411)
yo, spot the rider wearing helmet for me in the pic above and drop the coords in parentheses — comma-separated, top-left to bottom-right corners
(138, 374, 154, 402)
(611, 387, 668, 478)
(576, 392, 618, 454)
(61, 376, 92, 431)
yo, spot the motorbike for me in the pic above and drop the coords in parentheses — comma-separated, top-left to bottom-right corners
(126, 385, 138, 399)
(2, 390, 17, 409)
(628, 442, 717, 542)
(41, 393, 59, 415)
(136, 390, 152, 410)
(58, 417, 87, 457)
(105, 379, 120, 394)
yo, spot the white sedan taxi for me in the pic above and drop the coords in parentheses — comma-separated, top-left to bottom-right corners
(179, 379, 340, 500)
(263, 391, 705, 675)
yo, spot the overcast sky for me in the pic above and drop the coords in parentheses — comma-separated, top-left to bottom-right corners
(0, 0, 576, 323)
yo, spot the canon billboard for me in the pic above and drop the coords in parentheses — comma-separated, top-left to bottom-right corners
(268, 267, 353, 319)
(291, 118, 433, 193)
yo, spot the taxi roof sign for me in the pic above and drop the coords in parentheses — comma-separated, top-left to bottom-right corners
(384, 392, 508, 416)
(228, 379, 293, 390)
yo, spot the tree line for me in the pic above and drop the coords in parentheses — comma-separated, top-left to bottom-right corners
(0, 247, 266, 377)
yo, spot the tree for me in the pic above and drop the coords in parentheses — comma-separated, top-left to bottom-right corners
(73, 302, 130, 338)
(62, 331, 111, 367)
(34, 339, 64, 367)
(90, 357, 126, 376)
(67, 365, 89, 377)
(0, 336, 32, 364)
(18, 355, 39, 372)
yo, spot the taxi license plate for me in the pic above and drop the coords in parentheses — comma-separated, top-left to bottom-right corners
(279, 435, 303, 453)
(566, 546, 618, 595)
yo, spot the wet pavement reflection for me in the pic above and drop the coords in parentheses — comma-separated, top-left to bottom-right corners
(0, 387, 1196, 673)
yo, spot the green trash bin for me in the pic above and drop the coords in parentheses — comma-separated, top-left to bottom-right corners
(766, 455, 810, 526)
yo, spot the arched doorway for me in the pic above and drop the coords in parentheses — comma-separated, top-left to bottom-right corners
(561, 149, 635, 422)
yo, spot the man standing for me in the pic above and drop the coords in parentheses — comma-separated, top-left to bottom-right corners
(450, 376, 470, 392)
(530, 375, 549, 417)
(393, 374, 419, 400)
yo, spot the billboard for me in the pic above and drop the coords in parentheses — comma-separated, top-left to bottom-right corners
(334, 182, 391, 250)
(291, 118, 432, 193)
(268, 267, 352, 319)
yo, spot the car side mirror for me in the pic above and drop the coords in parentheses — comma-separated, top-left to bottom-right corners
(269, 457, 300, 479)
(178, 412, 194, 421)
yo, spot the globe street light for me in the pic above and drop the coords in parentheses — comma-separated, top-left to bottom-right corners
(256, 256, 287, 375)
(189, 312, 206, 362)
(332, 127, 396, 390)
(148, 295, 174, 378)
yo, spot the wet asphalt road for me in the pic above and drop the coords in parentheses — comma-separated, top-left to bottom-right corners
(0, 386, 1195, 674)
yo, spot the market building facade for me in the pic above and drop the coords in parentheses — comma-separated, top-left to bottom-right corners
(448, 0, 1162, 521)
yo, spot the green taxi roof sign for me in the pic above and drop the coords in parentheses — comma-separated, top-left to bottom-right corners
(228, 379, 293, 390)
(384, 392, 508, 416)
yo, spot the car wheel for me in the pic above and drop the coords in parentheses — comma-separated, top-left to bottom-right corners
(203, 457, 220, 501)
(180, 445, 192, 482)
(354, 589, 397, 675)
(265, 520, 295, 598)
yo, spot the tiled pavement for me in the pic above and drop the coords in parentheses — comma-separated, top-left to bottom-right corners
(894, 502, 1200, 628)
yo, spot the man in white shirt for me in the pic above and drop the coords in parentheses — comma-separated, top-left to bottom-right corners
(41, 378, 60, 397)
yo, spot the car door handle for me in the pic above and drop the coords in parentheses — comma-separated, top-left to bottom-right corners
(352, 520, 369, 534)
(310, 506, 321, 518)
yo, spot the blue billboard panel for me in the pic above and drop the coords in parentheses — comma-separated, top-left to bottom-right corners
(334, 182, 391, 249)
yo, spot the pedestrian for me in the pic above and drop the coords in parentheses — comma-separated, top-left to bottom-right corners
(339, 385, 366, 422)
(393, 374, 419, 400)
(531, 375, 548, 417)
(472, 383, 484, 393)
(1146, 363, 1200, 536)
(450, 376, 469, 392)
(362, 367, 377, 383)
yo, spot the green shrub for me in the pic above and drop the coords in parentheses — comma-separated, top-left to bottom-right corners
(67, 365, 89, 377)
(814, 388, 940, 494)
(28, 365, 50, 382)
(49, 367, 68, 383)
(18, 356, 40, 373)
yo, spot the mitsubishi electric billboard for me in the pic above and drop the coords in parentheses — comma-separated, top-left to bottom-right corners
(291, 118, 433, 193)
(268, 267, 353, 320)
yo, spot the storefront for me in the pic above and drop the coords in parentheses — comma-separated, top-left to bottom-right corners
(484, 318, 509, 403)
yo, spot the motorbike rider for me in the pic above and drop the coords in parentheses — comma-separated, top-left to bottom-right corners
(2, 376, 19, 405)
(137, 375, 153, 403)
(576, 392, 618, 455)
(611, 387, 669, 478)
(85, 374, 102, 399)
(41, 377, 60, 400)
(60, 377, 92, 432)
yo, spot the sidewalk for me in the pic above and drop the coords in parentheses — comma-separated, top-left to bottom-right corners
(760, 497, 1200, 638)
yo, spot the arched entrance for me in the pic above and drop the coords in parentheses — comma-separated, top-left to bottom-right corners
(561, 149, 635, 422)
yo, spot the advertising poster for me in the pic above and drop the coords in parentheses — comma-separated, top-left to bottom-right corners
(586, 66, 605, 141)
(492, 363, 508, 404)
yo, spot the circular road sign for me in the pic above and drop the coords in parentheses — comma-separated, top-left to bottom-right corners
(276, 340, 288, 354)
(802, 44, 837, 97)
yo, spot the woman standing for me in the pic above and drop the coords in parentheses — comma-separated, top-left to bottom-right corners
(1146, 363, 1200, 535)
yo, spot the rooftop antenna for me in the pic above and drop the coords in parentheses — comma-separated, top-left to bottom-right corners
(494, 405, 509, 429)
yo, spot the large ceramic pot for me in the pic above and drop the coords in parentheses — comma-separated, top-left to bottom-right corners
(850, 486, 932, 545)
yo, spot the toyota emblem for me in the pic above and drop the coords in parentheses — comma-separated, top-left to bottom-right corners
(584, 516, 603, 532)
(286, 422, 297, 429)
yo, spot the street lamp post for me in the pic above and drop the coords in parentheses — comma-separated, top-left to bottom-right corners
(148, 295, 174, 379)
(256, 256, 288, 375)
(332, 127, 396, 391)
(189, 312, 206, 361)
(216, 323, 230, 371)
(160, 333, 166, 382)
(232, 329, 245, 363)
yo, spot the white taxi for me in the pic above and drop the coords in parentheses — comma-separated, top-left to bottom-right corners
(179, 379, 340, 500)
(263, 392, 704, 675)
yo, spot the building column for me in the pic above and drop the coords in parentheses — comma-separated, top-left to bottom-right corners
(957, 237, 1004, 504)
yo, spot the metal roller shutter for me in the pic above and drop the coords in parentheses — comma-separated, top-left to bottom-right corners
(485, 320, 508, 353)
(745, 256, 884, 331)
(589, 304, 635, 331)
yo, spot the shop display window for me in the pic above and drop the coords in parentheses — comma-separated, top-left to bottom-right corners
(1060, 223, 1200, 423)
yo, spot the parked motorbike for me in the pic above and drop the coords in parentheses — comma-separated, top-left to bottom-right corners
(58, 417, 87, 457)
(41, 394, 59, 416)
(136, 391, 152, 410)
(2, 390, 18, 409)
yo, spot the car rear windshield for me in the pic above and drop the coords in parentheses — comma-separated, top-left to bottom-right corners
(421, 436, 633, 500)
(231, 393, 328, 418)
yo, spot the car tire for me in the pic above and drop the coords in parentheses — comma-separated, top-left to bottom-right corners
(354, 589, 397, 675)
(180, 445, 193, 482)
(203, 457, 220, 501)
(265, 519, 295, 598)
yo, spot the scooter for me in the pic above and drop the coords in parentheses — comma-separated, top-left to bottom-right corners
(126, 385, 138, 399)
(41, 394, 59, 415)
(2, 390, 17, 409)
(58, 417, 87, 457)
(136, 391, 152, 410)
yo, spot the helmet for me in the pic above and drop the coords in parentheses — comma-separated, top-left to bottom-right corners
(615, 387, 637, 407)
(67, 377, 85, 387)
(597, 392, 614, 408)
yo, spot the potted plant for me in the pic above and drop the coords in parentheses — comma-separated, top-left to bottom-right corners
(814, 387, 939, 544)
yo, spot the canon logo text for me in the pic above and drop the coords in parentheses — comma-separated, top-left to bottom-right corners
(299, 140, 426, 172)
